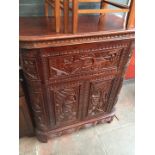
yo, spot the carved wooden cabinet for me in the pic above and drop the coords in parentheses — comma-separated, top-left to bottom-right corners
(20, 16, 134, 142)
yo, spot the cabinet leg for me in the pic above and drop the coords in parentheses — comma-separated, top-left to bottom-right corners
(35, 130, 48, 143)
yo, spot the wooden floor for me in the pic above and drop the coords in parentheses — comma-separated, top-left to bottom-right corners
(19, 80, 135, 155)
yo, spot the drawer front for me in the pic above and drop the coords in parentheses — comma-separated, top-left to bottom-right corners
(48, 49, 121, 77)
(41, 41, 130, 81)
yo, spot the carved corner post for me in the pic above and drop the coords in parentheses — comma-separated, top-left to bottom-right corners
(107, 39, 134, 113)
(20, 50, 50, 142)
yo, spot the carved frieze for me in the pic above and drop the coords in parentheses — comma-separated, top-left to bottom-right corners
(20, 31, 134, 49)
(48, 49, 123, 78)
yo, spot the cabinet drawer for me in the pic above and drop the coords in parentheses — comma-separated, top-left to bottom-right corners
(41, 41, 129, 81)
(48, 49, 121, 76)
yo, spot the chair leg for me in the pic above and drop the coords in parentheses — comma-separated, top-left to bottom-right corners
(72, 0, 78, 33)
(126, 0, 135, 29)
(64, 0, 69, 33)
(44, 1, 49, 16)
(55, 0, 61, 33)
(100, 0, 109, 16)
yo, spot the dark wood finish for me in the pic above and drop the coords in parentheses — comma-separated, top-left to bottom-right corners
(19, 15, 135, 142)
(19, 81, 34, 137)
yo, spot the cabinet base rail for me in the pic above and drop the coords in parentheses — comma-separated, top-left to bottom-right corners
(35, 108, 115, 143)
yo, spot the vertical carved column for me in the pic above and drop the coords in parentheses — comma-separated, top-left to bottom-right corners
(20, 50, 49, 142)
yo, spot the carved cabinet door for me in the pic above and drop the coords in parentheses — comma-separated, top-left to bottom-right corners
(49, 81, 83, 127)
(84, 78, 116, 118)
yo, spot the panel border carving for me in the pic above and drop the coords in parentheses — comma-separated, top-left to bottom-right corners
(41, 43, 129, 57)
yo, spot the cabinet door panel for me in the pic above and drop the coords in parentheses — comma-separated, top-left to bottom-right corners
(87, 79, 114, 117)
(50, 82, 82, 126)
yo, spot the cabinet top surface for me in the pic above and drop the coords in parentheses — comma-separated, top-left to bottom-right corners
(19, 15, 134, 42)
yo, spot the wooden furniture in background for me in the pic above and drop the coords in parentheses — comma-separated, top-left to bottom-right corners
(72, 0, 132, 33)
(44, 0, 70, 33)
(45, 0, 61, 33)
(44, 0, 135, 33)
(126, 0, 135, 29)
(19, 80, 34, 137)
(20, 15, 135, 142)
